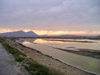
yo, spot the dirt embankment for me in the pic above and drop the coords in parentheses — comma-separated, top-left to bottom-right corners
(5, 39, 96, 75)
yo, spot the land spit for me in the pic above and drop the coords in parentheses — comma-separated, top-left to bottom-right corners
(5, 38, 96, 75)
(53, 47, 100, 59)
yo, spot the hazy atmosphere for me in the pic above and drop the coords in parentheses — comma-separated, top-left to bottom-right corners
(0, 1, 100, 75)
(0, 0, 100, 35)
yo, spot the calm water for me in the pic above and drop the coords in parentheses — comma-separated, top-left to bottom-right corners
(17, 39, 100, 74)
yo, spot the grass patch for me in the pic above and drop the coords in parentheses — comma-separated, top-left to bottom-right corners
(0, 37, 63, 75)
(3, 43, 25, 62)
(23, 58, 62, 75)
(0, 37, 26, 62)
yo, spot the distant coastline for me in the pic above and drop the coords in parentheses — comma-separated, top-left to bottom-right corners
(0, 31, 100, 40)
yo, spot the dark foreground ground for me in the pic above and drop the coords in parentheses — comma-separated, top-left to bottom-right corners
(0, 44, 27, 75)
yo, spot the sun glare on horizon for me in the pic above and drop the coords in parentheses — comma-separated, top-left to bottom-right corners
(0, 28, 100, 36)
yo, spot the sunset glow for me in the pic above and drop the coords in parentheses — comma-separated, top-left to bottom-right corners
(34, 30, 87, 35)
(0, 28, 100, 36)
(0, 0, 100, 36)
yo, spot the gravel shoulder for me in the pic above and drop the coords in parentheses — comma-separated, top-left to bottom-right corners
(0, 43, 27, 75)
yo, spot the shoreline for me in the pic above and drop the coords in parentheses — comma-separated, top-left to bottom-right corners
(18, 42, 100, 75)
(6, 38, 97, 75)
(53, 47, 100, 59)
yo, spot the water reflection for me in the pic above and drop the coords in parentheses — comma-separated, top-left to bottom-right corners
(34, 39, 64, 43)
(17, 38, 100, 74)
(17, 39, 36, 43)
(33, 39, 100, 50)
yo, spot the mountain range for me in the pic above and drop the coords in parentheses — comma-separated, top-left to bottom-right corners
(0, 31, 100, 39)
(0, 31, 38, 37)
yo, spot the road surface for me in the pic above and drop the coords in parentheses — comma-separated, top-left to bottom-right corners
(0, 43, 26, 75)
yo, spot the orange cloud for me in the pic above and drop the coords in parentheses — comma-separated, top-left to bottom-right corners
(0, 29, 13, 33)
(33, 30, 87, 35)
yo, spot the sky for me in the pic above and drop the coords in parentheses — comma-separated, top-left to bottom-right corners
(0, 0, 100, 35)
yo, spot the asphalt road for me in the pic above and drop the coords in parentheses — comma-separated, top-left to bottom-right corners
(0, 43, 26, 75)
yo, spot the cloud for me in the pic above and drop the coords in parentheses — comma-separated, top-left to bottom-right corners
(0, 0, 100, 32)
(38, 0, 100, 24)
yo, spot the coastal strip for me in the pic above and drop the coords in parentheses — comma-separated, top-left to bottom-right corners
(3, 38, 96, 75)
(0, 37, 62, 75)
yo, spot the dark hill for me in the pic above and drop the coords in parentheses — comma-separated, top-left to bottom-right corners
(0, 31, 38, 37)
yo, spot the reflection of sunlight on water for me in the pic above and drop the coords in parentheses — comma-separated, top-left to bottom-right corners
(18, 39, 100, 74)
(33, 39, 100, 50)
(20, 38, 100, 50)
(21, 39, 100, 74)
(34, 39, 63, 44)
(23, 41, 31, 44)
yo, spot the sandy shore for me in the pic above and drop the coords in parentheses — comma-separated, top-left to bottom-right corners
(6, 39, 96, 75)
